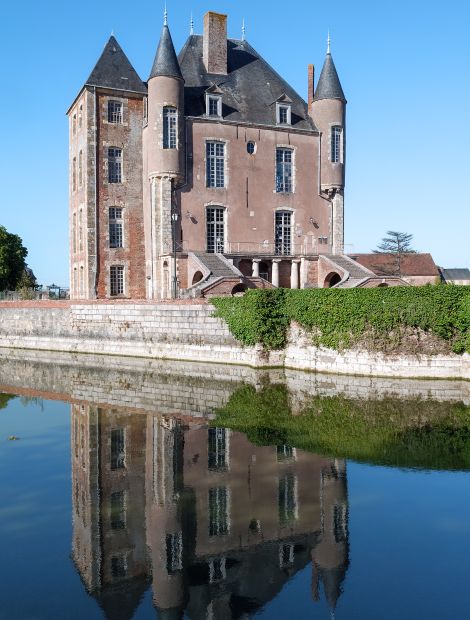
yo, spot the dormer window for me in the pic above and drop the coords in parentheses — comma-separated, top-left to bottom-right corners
(276, 103, 291, 125)
(206, 94, 222, 118)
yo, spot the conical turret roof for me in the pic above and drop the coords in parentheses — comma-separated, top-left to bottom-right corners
(85, 36, 147, 93)
(313, 53, 346, 103)
(149, 25, 183, 80)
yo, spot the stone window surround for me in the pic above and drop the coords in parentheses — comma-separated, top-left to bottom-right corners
(162, 105, 178, 150)
(273, 207, 295, 256)
(274, 144, 296, 194)
(328, 121, 343, 164)
(103, 143, 125, 185)
(205, 93, 222, 118)
(102, 96, 128, 126)
(276, 102, 292, 126)
(205, 202, 228, 252)
(204, 137, 229, 189)
(106, 260, 130, 298)
(106, 204, 126, 250)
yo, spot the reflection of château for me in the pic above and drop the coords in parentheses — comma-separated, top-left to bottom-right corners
(71, 405, 349, 618)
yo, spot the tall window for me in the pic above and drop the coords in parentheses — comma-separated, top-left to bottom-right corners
(206, 207, 225, 253)
(78, 104, 83, 129)
(108, 148, 122, 183)
(72, 114, 77, 136)
(331, 126, 342, 163)
(278, 473, 298, 526)
(72, 213, 77, 253)
(334, 503, 348, 543)
(275, 211, 292, 255)
(275, 148, 293, 192)
(208, 486, 229, 536)
(111, 428, 125, 469)
(72, 157, 77, 192)
(78, 209, 83, 252)
(110, 265, 124, 296)
(206, 142, 225, 188)
(110, 491, 126, 530)
(166, 532, 183, 574)
(78, 150, 83, 187)
(206, 95, 222, 117)
(163, 106, 177, 149)
(109, 207, 123, 248)
(277, 103, 291, 125)
(208, 428, 229, 471)
(108, 100, 123, 124)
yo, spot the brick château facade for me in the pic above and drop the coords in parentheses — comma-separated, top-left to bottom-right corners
(69, 11, 396, 299)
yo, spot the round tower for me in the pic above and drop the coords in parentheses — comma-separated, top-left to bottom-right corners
(311, 35, 346, 254)
(146, 21, 185, 183)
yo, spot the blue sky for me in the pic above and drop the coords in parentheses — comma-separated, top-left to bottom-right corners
(0, 0, 468, 285)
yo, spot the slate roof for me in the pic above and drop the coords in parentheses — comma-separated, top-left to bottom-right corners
(350, 253, 439, 276)
(178, 35, 316, 130)
(85, 36, 147, 94)
(313, 53, 346, 103)
(439, 268, 470, 281)
(149, 25, 183, 80)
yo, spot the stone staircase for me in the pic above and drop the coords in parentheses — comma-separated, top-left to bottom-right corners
(192, 252, 242, 279)
(323, 254, 376, 288)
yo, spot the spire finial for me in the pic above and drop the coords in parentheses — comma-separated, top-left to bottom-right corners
(242, 18, 246, 41)
(190, 12, 194, 35)
(327, 30, 331, 54)
(164, 2, 168, 26)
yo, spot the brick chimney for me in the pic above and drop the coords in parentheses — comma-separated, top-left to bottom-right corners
(308, 64, 315, 112)
(203, 12, 228, 75)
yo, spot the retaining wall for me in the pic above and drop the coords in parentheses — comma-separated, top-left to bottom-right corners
(0, 302, 468, 380)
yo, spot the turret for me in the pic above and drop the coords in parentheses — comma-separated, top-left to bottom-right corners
(311, 35, 346, 254)
(146, 18, 185, 183)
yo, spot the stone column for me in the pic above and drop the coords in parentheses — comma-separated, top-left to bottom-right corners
(252, 259, 260, 277)
(331, 190, 344, 255)
(290, 259, 300, 289)
(300, 257, 307, 289)
(272, 259, 281, 287)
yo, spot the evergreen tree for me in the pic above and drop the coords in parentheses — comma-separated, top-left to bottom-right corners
(373, 231, 416, 277)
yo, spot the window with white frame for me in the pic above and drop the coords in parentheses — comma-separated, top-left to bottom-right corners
(110, 265, 124, 296)
(206, 141, 225, 188)
(110, 427, 125, 469)
(206, 94, 222, 117)
(163, 106, 177, 149)
(109, 207, 123, 248)
(108, 148, 122, 183)
(331, 125, 342, 163)
(208, 427, 229, 471)
(108, 100, 123, 124)
(277, 103, 291, 125)
(275, 148, 293, 192)
(275, 210, 292, 256)
(208, 486, 229, 536)
(206, 206, 225, 253)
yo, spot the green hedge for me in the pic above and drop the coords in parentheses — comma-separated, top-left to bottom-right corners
(213, 384, 470, 471)
(212, 286, 470, 353)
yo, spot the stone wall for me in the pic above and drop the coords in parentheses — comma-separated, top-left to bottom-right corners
(0, 302, 468, 380)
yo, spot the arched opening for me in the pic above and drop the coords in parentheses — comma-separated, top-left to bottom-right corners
(231, 283, 247, 296)
(192, 271, 203, 285)
(377, 283, 389, 287)
(259, 261, 269, 281)
(324, 272, 342, 288)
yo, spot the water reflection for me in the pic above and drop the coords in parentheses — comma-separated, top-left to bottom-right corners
(71, 405, 349, 618)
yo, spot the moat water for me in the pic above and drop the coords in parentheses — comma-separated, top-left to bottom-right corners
(0, 351, 469, 619)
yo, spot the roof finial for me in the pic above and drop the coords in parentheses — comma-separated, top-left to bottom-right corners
(164, 2, 168, 26)
(242, 18, 246, 41)
(327, 30, 331, 54)
(190, 12, 194, 35)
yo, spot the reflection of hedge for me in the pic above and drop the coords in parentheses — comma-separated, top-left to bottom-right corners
(0, 393, 16, 410)
(213, 384, 470, 471)
(212, 286, 470, 353)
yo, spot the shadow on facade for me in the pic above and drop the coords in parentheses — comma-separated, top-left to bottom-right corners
(71, 405, 349, 618)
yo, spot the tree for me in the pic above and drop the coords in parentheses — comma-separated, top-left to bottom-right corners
(373, 231, 416, 277)
(0, 225, 28, 291)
